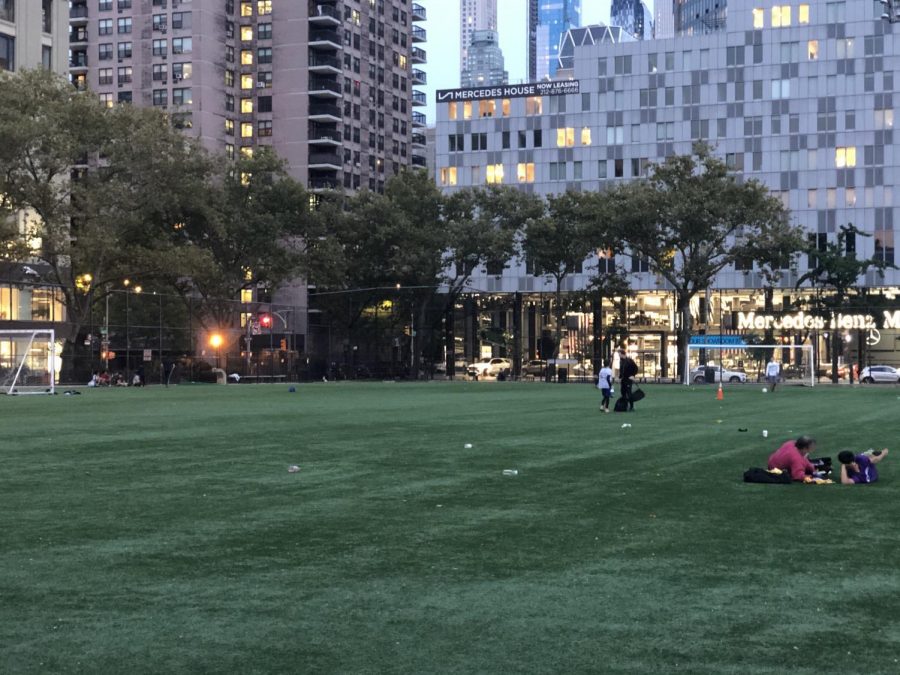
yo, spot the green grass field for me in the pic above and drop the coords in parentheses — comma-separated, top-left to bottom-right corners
(2, 382, 899, 674)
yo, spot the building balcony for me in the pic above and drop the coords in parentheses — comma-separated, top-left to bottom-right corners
(411, 69, 426, 85)
(308, 53, 341, 73)
(411, 3, 426, 21)
(309, 125, 342, 145)
(412, 111, 426, 127)
(309, 151, 342, 170)
(309, 76, 342, 98)
(412, 90, 426, 106)
(309, 101, 341, 121)
(70, 28, 88, 45)
(309, 28, 341, 50)
(70, 5, 89, 24)
(309, 177, 339, 191)
(411, 47, 426, 64)
(308, 3, 340, 25)
(412, 26, 426, 43)
(411, 133, 426, 147)
(70, 55, 89, 71)
(411, 155, 427, 168)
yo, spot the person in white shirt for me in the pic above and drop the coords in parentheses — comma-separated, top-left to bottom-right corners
(765, 358, 781, 391)
(597, 361, 614, 413)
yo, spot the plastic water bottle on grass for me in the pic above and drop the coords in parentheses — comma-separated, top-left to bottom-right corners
(502, 469, 518, 476)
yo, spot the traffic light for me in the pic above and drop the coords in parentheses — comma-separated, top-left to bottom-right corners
(259, 313, 273, 329)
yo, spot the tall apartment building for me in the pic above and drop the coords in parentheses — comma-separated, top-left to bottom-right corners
(459, 0, 497, 79)
(528, 0, 581, 81)
(435, 0, 900, 375)
(69, 0, 427, 193)
(460, 29, 507, 88)
(611, 0, 654, 40)
(675, 0, 727, 35)
(0, 0, 68, 73)
(654, 1, 676, 39)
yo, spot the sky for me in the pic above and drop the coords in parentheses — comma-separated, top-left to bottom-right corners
(421, 1, 641, 121)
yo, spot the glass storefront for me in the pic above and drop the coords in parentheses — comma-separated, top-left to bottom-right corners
(0, 285, 66, 322)
(457, 287, 900, 381)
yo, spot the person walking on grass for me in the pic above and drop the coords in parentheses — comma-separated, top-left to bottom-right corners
(618, 348, 638, 412)
(597, 360, 614, 413)
(765, 357, 781, 391)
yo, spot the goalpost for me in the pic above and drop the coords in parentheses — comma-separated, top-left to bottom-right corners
(0, 330, 57, 395)
(684, 343, 815, 387)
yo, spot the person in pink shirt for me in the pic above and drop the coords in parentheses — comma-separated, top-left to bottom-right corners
(767, 436, 817, 481)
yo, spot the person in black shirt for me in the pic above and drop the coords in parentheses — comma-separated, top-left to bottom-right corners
(618, 348, 639, 411)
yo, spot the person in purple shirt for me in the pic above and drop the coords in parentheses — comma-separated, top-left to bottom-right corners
(838, 448, 889, 484)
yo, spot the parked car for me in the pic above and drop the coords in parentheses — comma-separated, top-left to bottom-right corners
(468, 358, 512, 378)
(860, 365, 900, 384)
(572, 361, 595, 377)
(522, 359, 547, 377)
(690, 363, 747, 383)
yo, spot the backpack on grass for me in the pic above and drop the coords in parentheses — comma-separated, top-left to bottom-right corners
(743, 467, 792, 484)
(614, 397, 629, 412)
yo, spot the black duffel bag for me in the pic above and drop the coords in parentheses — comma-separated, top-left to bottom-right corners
(630, 388, 646, 402)
(743, 467, 792, 484)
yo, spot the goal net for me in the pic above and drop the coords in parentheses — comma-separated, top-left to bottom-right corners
(684, 343, 815, 387)
(0, 330, 57, 395)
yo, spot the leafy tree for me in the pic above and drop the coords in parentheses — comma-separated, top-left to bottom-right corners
(171, 150, 313, 331)
(441, 186, 542, 377)
(0, 69, 211, 379)
(797, 223, 893, 382)
(523, 191, 602, 371)
(605, 143, 802, 381)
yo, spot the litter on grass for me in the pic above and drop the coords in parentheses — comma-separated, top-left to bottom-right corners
(502, 469, 518, 476)
(287, 465, 301, 473)
(464, 443, 473, 449)
(621, 423, 632, 428)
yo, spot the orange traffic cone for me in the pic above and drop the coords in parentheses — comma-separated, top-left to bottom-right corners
(716, 384, 724, 401)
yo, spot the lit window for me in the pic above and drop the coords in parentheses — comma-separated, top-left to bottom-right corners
(241, 289, 254, 303)
(257, 0, 272, 15)
(241, 26, 253, 41)
(225, 119, 234, 135)
(581, 127, 592, 146)
(241, 49, 253, 65)
(240, 2, 253, 17)
(240, 146, 254, 158)
(807, 40, 818, 60)
(448, 102, 457, 120)
(241, 98, 253, 113)
(440, 167, 457, 186)
(846, 188, 856, 207)
(517, 163, 535, 183)
(478, 100, 496, 118)
(501, 99, 511, 116)
(462, 101, 473, 120)
(798, 4, 809, 24)
(835, 147, 856, 168)
(241, 122, 254, 138)
(486, 164, 504, 184)
(752, 8, 764, 28)
(556, 128, 574, 148)
(525, 97, 542, 115)
(241, 74, 254, 89)
(771, 5, 791, 27)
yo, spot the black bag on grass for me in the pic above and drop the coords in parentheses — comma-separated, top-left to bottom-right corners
(614, 397, 629, 412)
(630, 388, 646, 402)
(743, 467, 792, 484)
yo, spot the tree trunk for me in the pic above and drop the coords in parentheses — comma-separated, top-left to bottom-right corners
(676, 292, 693, 384)
(512, 292, 522, 380)
(412, 298, 428, 380)
(444, 298, 455, 380)
(592, 292, 603, 375)
(831, 331, 840, 384)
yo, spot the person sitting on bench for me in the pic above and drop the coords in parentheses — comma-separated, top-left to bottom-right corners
(838, 448, 888, 485)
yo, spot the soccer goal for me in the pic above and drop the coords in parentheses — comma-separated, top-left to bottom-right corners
(684, 343, 815, 387)
(0, 330, 57, 395)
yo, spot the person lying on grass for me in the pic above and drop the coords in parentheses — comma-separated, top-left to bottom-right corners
(838, 448, 889, 485)
(767, 435, 818, 481)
